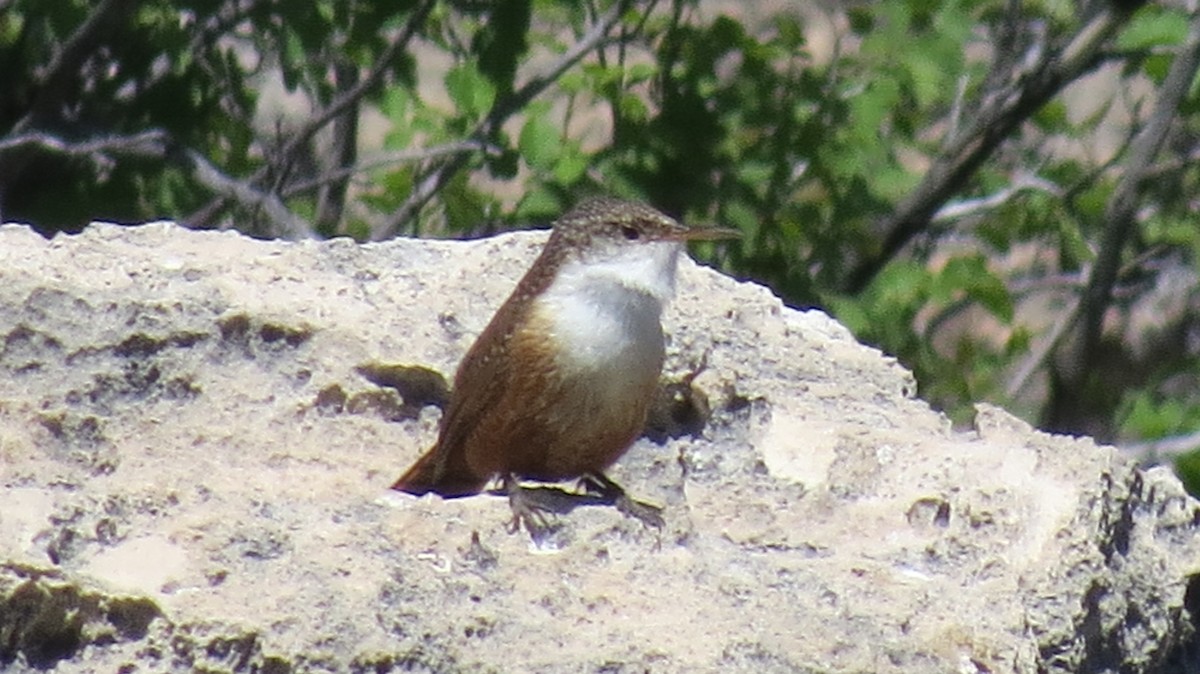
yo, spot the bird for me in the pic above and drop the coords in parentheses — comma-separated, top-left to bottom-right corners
(391, 197, 738, 537)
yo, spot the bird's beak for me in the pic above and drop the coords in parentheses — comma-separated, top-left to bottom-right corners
(670, 224, 741, 242)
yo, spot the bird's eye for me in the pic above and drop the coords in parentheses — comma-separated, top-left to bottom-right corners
(620, 225, 641, 240)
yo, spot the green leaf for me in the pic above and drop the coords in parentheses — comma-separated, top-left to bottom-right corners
(553, 148, 589, 184)
(1116, 8, 1188, 51)
(1142, 52, 1173, 84)
(735, 161, 773, 191)
(874, 260, 930, 309)
(1034, 99, 1069, 133)
(627, 62, 657, 83)
(850, 78, 900, 135)
(902, 50, 944, 109)
(826, 295, 872, 336)
(936, 256, 1014, 322)
(965, 271, 1014, 323)
(1176, 449, 1200, 497)
(442, 172, 490, 233)
(774, 14, 807, 49)
(381, 88, 410, 125)
(723, 200, 760, 254)
(558, 70, 586, 94)
(871, 165, 920, 202)
(515, 188, 563, 221)
(1119, 395, 1188, 438)
(472, 0, 531, 94)
(518, 115, 562, 170)
(445, 62, 496, 120)
(618, 92, 650, 124)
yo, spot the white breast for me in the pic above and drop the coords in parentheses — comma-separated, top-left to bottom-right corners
(533, 243, 680, 380)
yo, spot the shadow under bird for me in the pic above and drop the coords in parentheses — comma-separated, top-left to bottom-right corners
(391, 197, 739, 538)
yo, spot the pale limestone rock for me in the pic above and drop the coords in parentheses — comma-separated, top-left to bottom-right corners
(0, 222, 1197, 673)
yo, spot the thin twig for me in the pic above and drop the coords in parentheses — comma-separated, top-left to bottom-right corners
(281, 141, 496, 198)
(313, 58, 361, 232)
(1005, 294, 1081, 399)
(1120, 429, 1200, 464)
(375, 0, 629, 240)
(187, 0, 266, 125)
(1076, 13, 1200, 368)
(844, 4, 1136, 293)
(279, 0, 437, 170)
(187, 0, 437, 230)
(1005, 243, 1177, 399)
(182, 149, 315, 239)
(0, 130, 168, 157)
(932, 173, 1062, 222)
(15, 0, 140, 133)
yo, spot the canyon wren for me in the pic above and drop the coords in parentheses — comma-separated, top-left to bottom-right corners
(391, 197, 738, 536)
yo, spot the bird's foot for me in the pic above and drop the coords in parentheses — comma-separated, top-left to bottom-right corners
(614, 495, 665, 530)
(503, 478, 565, 544)
(581, 472, 665, 530)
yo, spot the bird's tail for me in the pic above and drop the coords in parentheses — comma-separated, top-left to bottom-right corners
(391, 449, 487, 497)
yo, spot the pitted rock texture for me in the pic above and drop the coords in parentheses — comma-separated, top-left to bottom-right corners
(0, 222, 1197, 673)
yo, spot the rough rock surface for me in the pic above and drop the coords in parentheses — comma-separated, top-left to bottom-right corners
(0, 222, 1197, 674)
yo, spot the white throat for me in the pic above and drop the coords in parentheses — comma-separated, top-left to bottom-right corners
(533, 240, 683, 374)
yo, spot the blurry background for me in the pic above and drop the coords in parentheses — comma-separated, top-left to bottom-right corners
(3, 0, 1200, 493)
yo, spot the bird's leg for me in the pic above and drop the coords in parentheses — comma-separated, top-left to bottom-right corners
(503, 475, 560, 542)
(580, 472, 665, 530)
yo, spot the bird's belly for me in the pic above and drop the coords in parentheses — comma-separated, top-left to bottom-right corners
(516, 287, 665, 478)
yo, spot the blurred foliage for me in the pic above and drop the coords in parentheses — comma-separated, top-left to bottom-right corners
(4, 0, 1200, 493)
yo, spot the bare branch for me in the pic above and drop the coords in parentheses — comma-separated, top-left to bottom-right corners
(314, 59, 361, 233)
(0, 130, 168, 158)
(282, 141, 497, 199)
(187, 0, 267, 125)
(0, 130, 168, 221)
(1006, 294, 1081, 399)
(1040, 11, 1200, 430)
(844, 4, 1137, 293)
(1120, 429, 1200, 464)
(187, 0, 438, 232)
(15, 0, 140, 133)
(279, 0, 437, 167)
(0, 0, 140, 219)
(1076, 13, 1200, 367)
(182, 150, 315, 240)
(932, 173, 1063, 223)
(1006, 239, 1176, 400)
(375, 0, 630, 240)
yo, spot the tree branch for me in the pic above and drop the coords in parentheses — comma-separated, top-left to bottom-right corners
(1074, 12, 1200, 373)
(277, 0, 437, 167)
(374, 0, 629, 240)
(187, 0, 267, 126)
(14, 0, 140, 133)
(843, 3, 1138, 293)
(314, 58, 361, 233)
(0, 130, 168, 158)
(281, 141, 496, 199)
(1006, 240, 1175, 401)
(0, 0, 141, 218)
(932, 173, 1062, 223)
(0, 129, 168, 223)
(1120, 428, 1200, 464)
(0, 131, 312, 239)
(186, 0, 437, 232)
(1006, 294, 1081, 399)
(181, 150, 315, 239)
